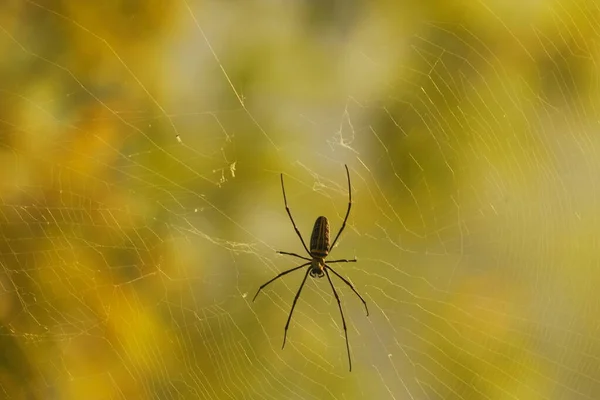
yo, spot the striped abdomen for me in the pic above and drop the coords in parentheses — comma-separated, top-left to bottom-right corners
(310, 216, 330, 258)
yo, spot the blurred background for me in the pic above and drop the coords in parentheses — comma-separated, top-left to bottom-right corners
(1, 0, 599, 399)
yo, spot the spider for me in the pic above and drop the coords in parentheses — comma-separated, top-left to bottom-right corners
(253, 164, 368, 371)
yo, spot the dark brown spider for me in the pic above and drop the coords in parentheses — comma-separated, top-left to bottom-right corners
(253, 164, 368, 371)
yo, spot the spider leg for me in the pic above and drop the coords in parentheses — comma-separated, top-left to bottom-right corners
(281, 174, 312, 257)
(325, 265, 369, 316)
(324, 268, 352, 372)
(327, 258, 357, 264)
(328, 164, 351, 253)
(282, 267, 312, 349)
(277, 251, 312, 261)
(253, 262, 310, 302)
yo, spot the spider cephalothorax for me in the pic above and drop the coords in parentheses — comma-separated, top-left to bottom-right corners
(309, 256, 325, 278)
(253, 165, 368, 371)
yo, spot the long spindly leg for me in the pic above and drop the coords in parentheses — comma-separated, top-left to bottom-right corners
(325, 265, 369, 316)
(253, 262, 310, 302)
(276, 251, 312, 261)
(280, 174, 311, 257)
(324, 268, 352, 372)
(329, 164, 352, 253)
(282, 267, 312, 349)
(327, 258, 357, 264)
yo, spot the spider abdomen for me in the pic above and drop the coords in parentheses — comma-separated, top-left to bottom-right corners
(310, 216, 330, 257)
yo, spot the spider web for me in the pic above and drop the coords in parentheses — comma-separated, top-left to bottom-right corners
(1, 0, 599, 399)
